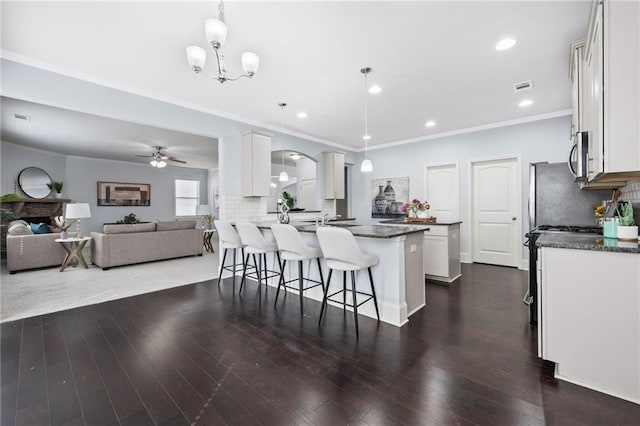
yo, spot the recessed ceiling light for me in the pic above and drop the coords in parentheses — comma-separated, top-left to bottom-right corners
(495, 38, 516, 51)
(296, 112, 307, 119)
(425, 120, 436, 127)
(289, 153, 301, 160)
(519, 99, 533, 107)
(368, 85, 382, 94)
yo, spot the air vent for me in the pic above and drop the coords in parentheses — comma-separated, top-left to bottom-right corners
(14, 113, 31, 122)
(513, 80, 533, 93)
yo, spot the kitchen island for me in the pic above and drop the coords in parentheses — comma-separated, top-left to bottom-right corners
(250, 221, 426, 327)
(536, 233, 640, 403)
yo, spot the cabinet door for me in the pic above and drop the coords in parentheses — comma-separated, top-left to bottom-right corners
(252, 133, 271, 196)
(423, 235, 448, 277)
(586, 3, 604, 180)
(333, 153, 345, 199)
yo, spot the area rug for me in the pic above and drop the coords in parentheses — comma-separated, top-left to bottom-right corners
(0, 251, 219, 323)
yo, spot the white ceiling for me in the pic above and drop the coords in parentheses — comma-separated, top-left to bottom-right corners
(1, 1, 590, 155)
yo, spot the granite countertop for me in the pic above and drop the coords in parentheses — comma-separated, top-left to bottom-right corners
(252, 221, 426, 239)
(378, 219, 462, 226)
(536, 233, 640, 254)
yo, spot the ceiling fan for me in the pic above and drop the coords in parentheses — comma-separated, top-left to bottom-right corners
(136, 145, 186, 168)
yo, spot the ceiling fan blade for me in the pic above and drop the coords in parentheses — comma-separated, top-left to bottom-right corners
(167, 157, 187, 164)
(135, 154, 153, 158)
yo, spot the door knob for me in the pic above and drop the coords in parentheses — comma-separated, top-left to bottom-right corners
(512, 217, 517, 221)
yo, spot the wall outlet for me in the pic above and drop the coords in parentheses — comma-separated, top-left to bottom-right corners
(410, 244, 417, 253)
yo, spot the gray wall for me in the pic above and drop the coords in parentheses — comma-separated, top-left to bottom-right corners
(351, 115, 571, 263)
(1, 141, 208, 233)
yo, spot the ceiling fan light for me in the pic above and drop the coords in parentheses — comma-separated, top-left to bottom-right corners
(186, 46, 206, 71)
(150, 159, 158, 167)
(241, 52, 260, 75)
(360, 159, 373, 173)
(157, 160, 167, 168)
(205, 18, 227, 47)
(279, 170, 289, 182)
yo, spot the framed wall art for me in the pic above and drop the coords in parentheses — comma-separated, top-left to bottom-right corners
(371, 176, 409, 219)
(97, 181, 150, 206)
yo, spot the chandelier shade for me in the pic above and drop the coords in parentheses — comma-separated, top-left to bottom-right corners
(360, 159, 373, 173)
(360, 67, 373, 173)
(205, 18, 227, 47)
(242, 52, 260, 75)
(186, 46, 206, 71)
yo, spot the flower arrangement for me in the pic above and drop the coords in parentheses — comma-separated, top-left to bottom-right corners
(54, 215, 75, 231)
(203, 214, 213, 226)
(402, 198, 430, 217)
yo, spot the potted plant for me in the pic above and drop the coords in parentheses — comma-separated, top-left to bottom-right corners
(402, 198, 431, 218)
(203, 214, 213, 229)
(617, 202, 637, 241)
(116, 213, 139, 224)
(281, 191, 296, 210)
(47, 181, 64, 198)
(54, 215, 76, 239)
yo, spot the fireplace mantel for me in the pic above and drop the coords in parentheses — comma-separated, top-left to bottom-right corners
(2, 198, 71, 221)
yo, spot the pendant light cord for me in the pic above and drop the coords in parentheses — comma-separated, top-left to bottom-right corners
(281, 103, 285, 170)
(363, 70, 369, 159)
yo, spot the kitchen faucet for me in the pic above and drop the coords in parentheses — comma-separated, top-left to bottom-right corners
(316, 213, 342, 226)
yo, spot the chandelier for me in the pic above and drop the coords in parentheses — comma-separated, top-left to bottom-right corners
(186, 0, 259, 83)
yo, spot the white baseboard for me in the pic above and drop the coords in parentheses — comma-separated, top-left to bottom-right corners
(460, 252, 471, 263)
(520, 259, 529, 271)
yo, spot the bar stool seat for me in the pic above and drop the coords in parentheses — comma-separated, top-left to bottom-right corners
(214, 220, 254, 290)
(271, 224, 325, 315)
(316, 226, 380, 338)
(235, 221, 281, 293)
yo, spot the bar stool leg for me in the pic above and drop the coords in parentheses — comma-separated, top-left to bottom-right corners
(368, 267, 380, 321)
(351, 270, 359, 338)
(254, 254, 261, 289)
(263, 253, 269, 290)
(343, 271, 347, 312)
(298, 260, 304, 315)
(319, 269, 333, 323)
(275, 259, 287, 306)
(239, 253, 250, 293)
(316, 258, 325, 292)
(217, 248, 227, 287)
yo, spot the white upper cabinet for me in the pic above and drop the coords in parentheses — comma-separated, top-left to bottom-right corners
(569, 40, 587, 136)
(322, 152, 345, 199)
(242, 131, 271, 197)
(583, 0, 640, 182)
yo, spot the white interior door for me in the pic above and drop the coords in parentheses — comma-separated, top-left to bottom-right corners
(471, 157, 520, 267)
(425, 163, 459, 222)
(299, 179, 317, 210)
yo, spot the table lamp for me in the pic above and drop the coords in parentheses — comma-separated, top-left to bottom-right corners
(65, 203, 91, 238)
(195, 204, 211, 228)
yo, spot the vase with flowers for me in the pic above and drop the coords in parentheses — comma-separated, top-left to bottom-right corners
(54, 215, 76, 239)
(402, 198, 430, 218)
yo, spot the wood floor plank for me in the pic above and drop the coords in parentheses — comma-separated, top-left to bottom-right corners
(3, 263, 640, 426)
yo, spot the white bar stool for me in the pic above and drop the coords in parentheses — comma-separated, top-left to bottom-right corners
(316, 226, 380, 338)
(271, 224, 325, 315)
(235, 221, 281, 293)
(214, 220, 254, 290)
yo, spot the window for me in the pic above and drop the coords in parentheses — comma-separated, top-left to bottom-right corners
(175, 179, 200, 217)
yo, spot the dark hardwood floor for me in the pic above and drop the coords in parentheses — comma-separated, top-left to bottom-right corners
(2, 263, 640, 425)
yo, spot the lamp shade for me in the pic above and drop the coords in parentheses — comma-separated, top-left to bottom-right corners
(186, 45, 206, 70)
(360, 159, 373, 173)
(205, 18, 227, 47)
(66, 203, 91, 219)
(196, 204, 210, 215)
(241, 52, 260, 75)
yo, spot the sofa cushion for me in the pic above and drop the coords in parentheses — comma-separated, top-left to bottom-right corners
(103, 222, 157, 234)
(156, 220, 197, 231)
(8, 223, 33, 235)
(29, 223, 52, 234)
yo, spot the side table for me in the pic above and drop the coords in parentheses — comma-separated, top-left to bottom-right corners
(55, 237, 91, 272)
(203, 229, 215, 253)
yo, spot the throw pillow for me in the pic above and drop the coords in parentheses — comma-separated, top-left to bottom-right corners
(29, 223, 52, 234)
(8, 223, 33, 235)
(9, 219, 29, 228)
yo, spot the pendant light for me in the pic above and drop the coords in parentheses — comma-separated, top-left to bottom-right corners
(360, 67, 373, 173)
(278, 102, 289, 182)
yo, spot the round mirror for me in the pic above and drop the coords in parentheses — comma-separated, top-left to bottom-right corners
(18, 167, 52, 199)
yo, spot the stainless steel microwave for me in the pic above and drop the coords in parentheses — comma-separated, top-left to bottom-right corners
(568, 131, 588, 180)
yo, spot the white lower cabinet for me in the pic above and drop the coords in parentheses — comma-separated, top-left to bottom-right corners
(541, 247, 640, 403)
(423, 223, 461, 283)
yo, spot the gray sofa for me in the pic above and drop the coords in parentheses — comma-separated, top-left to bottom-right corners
(91, 220, 203, 270)
(6, 233, 67, 273)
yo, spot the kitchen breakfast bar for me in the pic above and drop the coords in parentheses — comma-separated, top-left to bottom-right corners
(234, 221, 428, 327)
